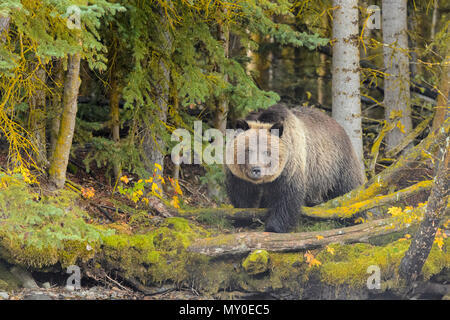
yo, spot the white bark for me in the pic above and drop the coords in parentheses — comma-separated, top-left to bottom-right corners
(382, 0, 412, 151)
(331, 0, 364, 174)
(431, 0, 439, 41)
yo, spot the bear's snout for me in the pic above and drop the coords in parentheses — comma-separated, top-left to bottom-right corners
(249, 166, 262, 179)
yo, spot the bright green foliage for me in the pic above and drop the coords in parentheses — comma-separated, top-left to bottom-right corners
(79, 0, 328, 179)
(0, 172, 114, 268)
(0, 0, 124, 171)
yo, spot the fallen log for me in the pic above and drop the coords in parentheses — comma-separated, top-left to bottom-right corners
(179, 179, 432, 222)
(187, 218, 402, 257)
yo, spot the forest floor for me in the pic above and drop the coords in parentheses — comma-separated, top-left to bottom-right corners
(0, 149, 226, 300)
(0, 146, 448, 300)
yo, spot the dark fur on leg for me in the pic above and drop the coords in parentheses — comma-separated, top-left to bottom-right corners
(264, 177, 304, 233)
(225, 170, 263, 208)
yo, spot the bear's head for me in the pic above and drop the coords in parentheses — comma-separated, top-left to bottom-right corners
(226, 119, 288, 184)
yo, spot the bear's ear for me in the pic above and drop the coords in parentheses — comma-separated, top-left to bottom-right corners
(235, 119, 250, 131)
(270, 122, 283, 137)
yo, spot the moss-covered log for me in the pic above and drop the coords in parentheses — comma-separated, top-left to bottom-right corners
(187, 218, 403, 257)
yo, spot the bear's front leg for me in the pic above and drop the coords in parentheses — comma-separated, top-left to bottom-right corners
(225, 170, 263, 208)
(264, 179, 304, 233)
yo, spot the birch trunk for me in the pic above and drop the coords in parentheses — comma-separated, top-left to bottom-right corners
(48, 53, 81, 189)
(430, 0, 439, 42)
(382, 0, 412, 151)
(331, 0, 364, 175)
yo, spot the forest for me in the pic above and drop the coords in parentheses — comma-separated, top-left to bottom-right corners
(0, 0, 448, 301)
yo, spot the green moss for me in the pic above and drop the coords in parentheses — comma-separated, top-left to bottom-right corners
(100, 217, 210, 284)
(242, 250, 270, 275)
(0, 174, 112, 269)
(314, 238, 450, 289)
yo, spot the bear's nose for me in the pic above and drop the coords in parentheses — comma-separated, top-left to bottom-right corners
(250, 167, 262, 179)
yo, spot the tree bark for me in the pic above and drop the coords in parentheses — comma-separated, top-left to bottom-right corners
(430, 0, 439, 42)
(382, 0, 412, 151)
(109, 74, 121, 181)
(331, 0, 364, 175)
(431, 28, 449, 132)
(48, 59, 64, 162)
(48, 53, 81, 189)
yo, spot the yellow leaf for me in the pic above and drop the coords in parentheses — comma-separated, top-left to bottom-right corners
(388, 206, 403, 217)
(154, 163, 162, 171)
(81, 187, 95, 199)
(326, 246, 335, 255)
(120, 176, 129, 184)
(151, 182, 160, 194)
(304, 251, 321, 268)
(354, 217, 366, 224)
(171, 195, 180, 209)
(396, 121, 406, 133)
(306, 91, 311, 100)
(389, 110, 403, 119)
(172, 179, 183, 195)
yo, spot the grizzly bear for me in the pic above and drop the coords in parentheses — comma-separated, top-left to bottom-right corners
(225, 104, 365, 233)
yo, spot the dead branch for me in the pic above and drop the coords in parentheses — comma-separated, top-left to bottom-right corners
(188, 218, 400, 257)
(385, 116, 432, 158)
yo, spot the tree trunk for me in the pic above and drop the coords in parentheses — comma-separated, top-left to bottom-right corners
(331, 0, 364, 175)
(430, 0, 439, 42)
(48, 59, 64, 162)
(109, 75, 121, 181)
(431, 27, 449, 132)
(29, 67, 48, 168)
(382, 0, 412, 152)
(0, 15, 10, 41)
(214, 17, 230, 135)
(48, 53, 81, 189)
(317, 52, 327, 106)
(398, 121, 449, 284)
